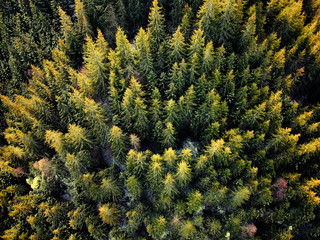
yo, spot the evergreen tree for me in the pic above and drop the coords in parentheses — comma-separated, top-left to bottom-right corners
(169, 26, 186, 64)
(197, 0, 219, 43)
(132, 97, 149, 137)
(83, 32, 108, 98)
(148, 0, 166, 53)
(109, 125, 128, 161)
(135, 28, 154, 79)
(161, 122, 176, 149)
(115, 27, 134, 77)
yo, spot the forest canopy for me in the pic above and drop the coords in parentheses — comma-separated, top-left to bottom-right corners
(1, 0, 320, 239)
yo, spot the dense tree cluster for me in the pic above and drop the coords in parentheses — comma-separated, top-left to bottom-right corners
(1, 0, 320, 239)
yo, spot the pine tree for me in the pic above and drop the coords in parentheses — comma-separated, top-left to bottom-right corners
(83, 33, 108, 98)
(179, 220, 196, 240)
(150, 87, 162, 124)
(147, 215, 168, 239)
(121, 88, 134, 130)
(148, 0, 166, 52)
(168, 62, 186, 96)
(133, 97, 149, 137)
(217, 0, 242, 47)
(58, 6, 85, 66)
(164, 99, 178, 125)
(99, 203, 121, 226)
(126, 175, 142, 199)
(45, 130, 65, 156)
(186, 190, 203, 214)
(115, 27, 134, 77)
(241, 5, 257, 49)
(83, 97, 109, 146)
(135, 28, 154, 78)
(161, 173, 177, 202)
(214, 45, 226, 70)
(180, 4, 193, 40)
(109, 125, 128, 161)
(202, 41, 215, 75)
(197, 0, 219, 43)
(171, 0, 186, 27)
(100, 178, 122, 202)
(268, 0, 305, 44)
(176, 160, 192, 187)
(169, 26, 186, 64)
(147, 156, 163, 193)
(75, 0, 92, 36)
(179, 85, 196, 123)
(189, 28, 205, 59)
(65, 123, 92, 152)
(161, 122, 176, 149)
(163, 147, 177, 167)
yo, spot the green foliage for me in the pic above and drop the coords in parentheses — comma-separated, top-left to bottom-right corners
(186, 190, 203, 214)
(147, 215, 168, 239)
(1, 1, 320, 239)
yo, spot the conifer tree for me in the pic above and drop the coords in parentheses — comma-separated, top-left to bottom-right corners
(135, 28, 154, 79)
(161, 173, 177, 204)
(75, 0, 92, 36)
(217, 0, 242, 47)
(176, 160, 192, 187)
(150, 87, 162, 124)
(163, 147, 177, 168)
(161, 122, 176, 149)
(197, 0, 219, 43)
(164, 99, 178, 125)
(132, 97, 149, 137)
(65, 123, 92, 152)
(189, 28, 205, 59)
(99, 203, 121, 226)
(202, 41, 215, 75)
(148, 0, 166, 52)
(180, 4, 193, 40)
(126, 175, 142, 199)
(115, 27, 134, 76)
(83, 32, 108, 97)
(168, 62, 185, 96)
(109, 125, 128, 161)
(171, 0, 186, 28)
(241, 5, 257, 49)
(169, 26, 186, 64)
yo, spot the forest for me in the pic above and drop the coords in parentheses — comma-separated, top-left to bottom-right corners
(0, 0, 320, 239)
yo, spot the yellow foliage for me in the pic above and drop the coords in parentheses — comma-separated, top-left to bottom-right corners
(301, 178, 320, 205)
(1, 145, 26, 161)
(65, 123, 91, 149)
(2, 227, 19, 240)
(9, 196, 34, 218)
(4, 127, 20, 144)
(206, 139, 227, 157)
(163, 147, 177, 166)
(99, 203, 121, 226)
(176, 161, 192, 186)
(27, 216, 36, 226)
(195, 155, 208, 171)
(307, 122, 320, 133)
(180, 149, 193, 162)
(296, 111, 313, 126)
(163, 173, 177, 197)
(299, 138, 320, 155)
(45, 130, 64, 155)
(151, 154, 162, 163)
